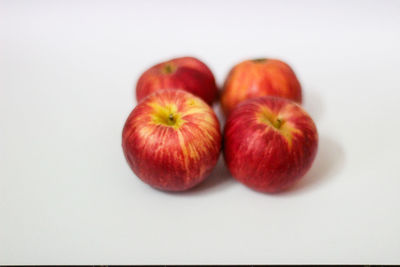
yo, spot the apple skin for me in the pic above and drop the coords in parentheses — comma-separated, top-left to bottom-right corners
(223, 96, 318, 193)
(122, 89, 221, 191)
(221, 58, 302, 116)
(136, 57, 218, 105)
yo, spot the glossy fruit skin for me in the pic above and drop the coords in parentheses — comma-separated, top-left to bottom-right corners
(221, 58, 302, 116)
(223, 96, 317, 193)
(122, 89, 221, 191)
(136, 57, 218, 105)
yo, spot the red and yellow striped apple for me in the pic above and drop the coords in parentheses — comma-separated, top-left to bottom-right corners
(136, 57, 218, 105)
(221, 58, 302, 116)
(224, 96, 318, 193)
(122, 89, 221, 191)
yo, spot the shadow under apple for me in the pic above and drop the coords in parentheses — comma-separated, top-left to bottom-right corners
(283, 134, 346, 195)
(166, 134, 344, 196)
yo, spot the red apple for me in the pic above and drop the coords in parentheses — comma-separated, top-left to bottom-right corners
(221, 58, 302, 116)
(136, 56, 218, 105)
(223, 96, 318, 193)
(122, 89, 221, 191)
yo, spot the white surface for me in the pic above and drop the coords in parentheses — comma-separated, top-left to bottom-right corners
(1, 0, 400, 264)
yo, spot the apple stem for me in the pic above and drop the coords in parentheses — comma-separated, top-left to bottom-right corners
(165, 65, 172, 73)
(275, 118, 282, 129)
(168, 114, 175, 124)
(252, 58, 268, 63)
(163, 63, 176, 74)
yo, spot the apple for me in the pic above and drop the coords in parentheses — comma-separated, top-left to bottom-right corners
(223, 96, 318, 193)
(221, 58, 302, 116)
(136, 56, 218, 105)
(122, 89, 222, 191)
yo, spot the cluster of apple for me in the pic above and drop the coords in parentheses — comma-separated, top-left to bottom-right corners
(122, 57, 318, 193)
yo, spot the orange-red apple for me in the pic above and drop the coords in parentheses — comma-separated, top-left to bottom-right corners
(221, 58, 302, 116)
(122, 89, 221, 191)
(136, 57, 218, 105)
(223, 96, 318, 193)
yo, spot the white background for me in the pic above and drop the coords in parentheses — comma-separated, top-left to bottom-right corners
(1, 0, 400, 264)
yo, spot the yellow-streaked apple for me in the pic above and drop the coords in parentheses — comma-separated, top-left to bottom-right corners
(221, 58, 302, 116)
(122, 89, 221, 191)
(136, 57, 218, 105)
(223, 96, 318, 193)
